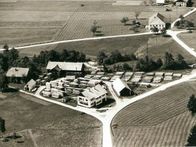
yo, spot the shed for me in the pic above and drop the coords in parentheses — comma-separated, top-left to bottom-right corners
(24, 79, 36, 91)
(112, 78, 132, 96)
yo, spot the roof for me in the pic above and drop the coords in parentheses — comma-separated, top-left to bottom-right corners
(149, 13, 166, 24)
(26, 79, 36, 87)
(156, 0, 165, 3)
(112, 78, 131, 96)
(46, 61, 84, 71)
(6, 67, 29, 77)
(82, 84, 107, 100)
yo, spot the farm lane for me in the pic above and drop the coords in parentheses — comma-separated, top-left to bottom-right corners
(0, 32, 153, 51)
(171, 7, 196, 28)
(167, 30, 196, 57)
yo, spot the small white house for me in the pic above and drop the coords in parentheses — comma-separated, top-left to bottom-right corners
(77, 84, 107, 108)
(146, 13, 166, 31)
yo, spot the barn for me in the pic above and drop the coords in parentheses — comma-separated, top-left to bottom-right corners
(46, 61, 85, 77)
(112, 78, 132, 96)
(6, 67, 29, 83)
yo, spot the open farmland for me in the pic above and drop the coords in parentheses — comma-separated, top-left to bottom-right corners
(19, 34, 196, 63)
(0, 0, 190, 47)
(0, 92, 102, 147)
(178, 12, 196, 51)
(112, 81, 196, 147)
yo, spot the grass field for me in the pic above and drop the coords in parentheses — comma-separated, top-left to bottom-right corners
(178, 12, 196, 51)
(19, 34, 196, 63)
(112, 81, 196, 147)
(0, 0, 190, 47)
(0, 92, 102, 147)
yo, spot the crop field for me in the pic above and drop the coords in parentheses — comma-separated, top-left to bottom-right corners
(0, 92, 102, 147)
(0, 0, 190, 47)
(112, 81, 196, 147)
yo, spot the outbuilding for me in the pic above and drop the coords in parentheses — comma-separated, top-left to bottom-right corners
(112, 78, 132, 96)
(24, 79, 36, 92)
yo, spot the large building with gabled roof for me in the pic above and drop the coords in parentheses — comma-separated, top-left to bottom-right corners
(46, 61, 85, 76)
(146, 13, 166, 31)
(77, 84, 107, 108)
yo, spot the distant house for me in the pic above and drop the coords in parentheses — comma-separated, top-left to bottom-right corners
(6, 67, 29, 83)
(175, 0, 188, 6)
(156, 0, 165, 5)
(77, 84, 107, 108)
(146, 13, 166, 31)
(0, 117, 5, 132)
(112, 78, 132, 96)
(46, 61, 85, 76)
(24, 79, 36, 92)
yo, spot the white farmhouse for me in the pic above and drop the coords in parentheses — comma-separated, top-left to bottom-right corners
(77, 84, 107, 108)
(146, 13, 166, 31)
(112, 78, 132, 96)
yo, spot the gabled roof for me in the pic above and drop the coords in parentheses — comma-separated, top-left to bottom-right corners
(46, 61, 84, 71)
(25, 79, 36, 90)
(112, 78, 131, 96)
(6, 67, 29, 78)
(82, 84, 107, 100)
(149, 13, 166, 24)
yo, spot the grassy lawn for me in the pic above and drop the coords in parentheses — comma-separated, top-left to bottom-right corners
(178, 11, 196, 52)
(0, 0, 190, 47)
(112, 81, 196, 147)
(0, 92, 102, 147)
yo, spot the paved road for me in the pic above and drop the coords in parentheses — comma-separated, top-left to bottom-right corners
(0, 32, 153, 51)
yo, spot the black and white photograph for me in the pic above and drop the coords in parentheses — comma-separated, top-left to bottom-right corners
(0, 0, 196, 146)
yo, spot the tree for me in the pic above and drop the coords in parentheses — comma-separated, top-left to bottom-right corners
(3, 44, 9, 51)
(187, 94, 196, 116)
(97, 51, 107, 64)
(120, 17, 129, 26)
(175, 54, 188, 69)
(162, 52, 175, 69)
(186, 0, 193, 7)
(90, 25, 98, 36)
(0, 73, 8, 92)
(186, 125, 196, 146)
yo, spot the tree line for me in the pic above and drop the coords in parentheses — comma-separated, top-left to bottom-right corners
(97, 51, 189, 72)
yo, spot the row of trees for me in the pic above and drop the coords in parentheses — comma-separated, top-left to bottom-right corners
(97, 50, 137, 65)
(33, 49, 86, 66)
(98, 50, 189, 73)
(136, 52, 189, 72)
